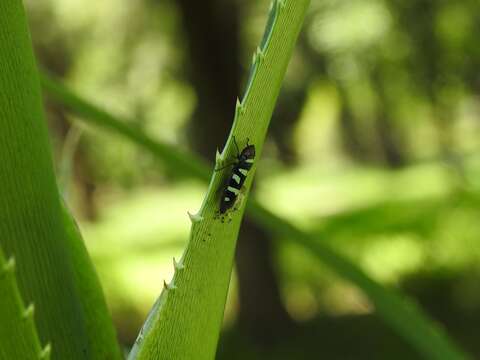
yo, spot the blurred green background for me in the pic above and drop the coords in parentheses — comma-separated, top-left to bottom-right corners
(26, 0, 480, 358)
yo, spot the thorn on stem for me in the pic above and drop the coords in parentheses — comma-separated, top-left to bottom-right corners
(2, 257, 15, 275)
(23, 303, 35, 320)
(252, 47, 265, 67)
(163, 280, 176, 291)
(269, 0, 275, 11)
(236, 98, 245, 115)
(215, 148, 224, 163)
(256, 47, 265, 61)
(173, 257, 184, 271)
(188, 211, 203, 223)
(40, 344, 51, 359)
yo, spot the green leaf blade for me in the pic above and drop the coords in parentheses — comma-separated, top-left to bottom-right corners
(0, 1, 122, 358)
(0, 249, 47, 360)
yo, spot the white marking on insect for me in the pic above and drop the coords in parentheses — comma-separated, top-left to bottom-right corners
(232, 174, 241, 184)
(227, 186, 240, 195)
(239, 168, 248, 176)
(224, 197, 230, 202)
(245, 158, 254, 163)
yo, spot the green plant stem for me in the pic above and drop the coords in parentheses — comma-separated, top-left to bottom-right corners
(125, 1, 310, 359)
(41, 12, 470, 360)
(0, 1, 121, 358)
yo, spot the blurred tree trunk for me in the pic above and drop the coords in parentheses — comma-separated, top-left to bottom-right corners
(374, 114, 406, 168)
(337, 87, 371, 162)
(175, 0, 294, 344)
(395, 0, 465, 177)
(337, 80, 407, 168)
(371, 71, 407, 169)
(271, 87, 308, 165)
(235, 220, 294, 343)
(177, 0, 240, 156)
(298, 36, 387, 166)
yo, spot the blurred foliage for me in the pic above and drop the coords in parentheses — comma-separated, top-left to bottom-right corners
(26, 0, 480, 357)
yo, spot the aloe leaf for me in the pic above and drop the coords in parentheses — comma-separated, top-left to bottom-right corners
(0, 248, 50, 360)
(0, 1, 121, 358)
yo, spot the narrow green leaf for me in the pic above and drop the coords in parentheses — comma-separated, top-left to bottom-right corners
(39, 70, 209, 182)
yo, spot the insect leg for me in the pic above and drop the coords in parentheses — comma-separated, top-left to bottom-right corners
(214, 162, 235, 172)
(232, 136, 240, 156)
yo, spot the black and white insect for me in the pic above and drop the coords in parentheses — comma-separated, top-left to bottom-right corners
(216, 137, 255, 218)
